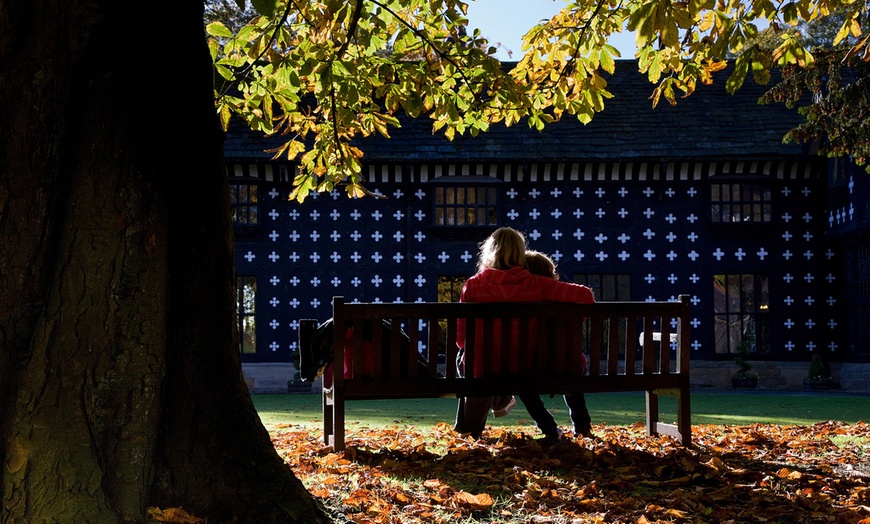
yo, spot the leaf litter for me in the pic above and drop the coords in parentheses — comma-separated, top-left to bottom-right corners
(272, 420, 870, 524)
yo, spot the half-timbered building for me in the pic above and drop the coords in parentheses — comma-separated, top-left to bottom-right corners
(224, 60, 870, 392)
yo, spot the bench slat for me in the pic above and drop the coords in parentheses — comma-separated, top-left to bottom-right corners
(660, 318, 671, 373)
(607, 316, 620, 375)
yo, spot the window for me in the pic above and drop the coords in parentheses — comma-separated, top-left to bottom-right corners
(434, 186, 497, 226)
(713, 274, 770, 355)
(573, 274, 631, 358)
(230, 183, 259, 225)
(437, 276, 466, 302)
(857, 243, 870, 300)
(848, 244, 870, 356)
(237, 276, 257, 354)
(857, 306, 870, 356)
(436, 275, 465, 335)
(573, 274, 631, 301)
(434, 276, 467, 368)
(710, 182, 772, 223)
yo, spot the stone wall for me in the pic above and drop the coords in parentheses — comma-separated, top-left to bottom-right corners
(691, 360, 870, 392)
(243, 361, 870, 394)
(242, 362, 318, 394)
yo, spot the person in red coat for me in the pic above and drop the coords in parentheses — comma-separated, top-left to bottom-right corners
(453, 227, 594, 441)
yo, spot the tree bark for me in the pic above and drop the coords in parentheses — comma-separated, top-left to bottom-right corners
(0, 1, 329, 522)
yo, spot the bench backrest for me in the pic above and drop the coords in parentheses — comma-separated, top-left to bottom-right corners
(329, 296, 690, 395)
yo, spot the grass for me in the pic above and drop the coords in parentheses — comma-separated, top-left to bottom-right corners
(253, 390, 869, 433)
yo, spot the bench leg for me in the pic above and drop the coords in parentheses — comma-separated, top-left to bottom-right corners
(323, 386, 334, 447)
(333, 394, 346, 452)
(645, 390, 659, 437)
(676, 385, 692, 447)
(646, 388, 692, 446)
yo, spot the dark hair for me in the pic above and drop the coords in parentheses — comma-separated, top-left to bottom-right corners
(525, 250, 559, 280)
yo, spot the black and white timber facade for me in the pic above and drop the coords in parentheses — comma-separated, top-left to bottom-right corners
(224, 60, 870, 392)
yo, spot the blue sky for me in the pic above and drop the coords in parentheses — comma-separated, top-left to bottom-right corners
(464, 0, 637, 61)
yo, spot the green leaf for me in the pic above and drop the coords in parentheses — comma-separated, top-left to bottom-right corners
(751, 58, 771, 85)
(781, 3, 798, 25)
(206, 22, 233, 39)
(237, 24, 257, 43)
(726, 56, 749, 94)
(250, 0, 281, 18)
(215, 64, 234, 81)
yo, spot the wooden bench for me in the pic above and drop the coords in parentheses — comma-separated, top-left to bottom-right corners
(299, 295, 692, 451)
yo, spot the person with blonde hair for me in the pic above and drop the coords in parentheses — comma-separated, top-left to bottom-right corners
(453, 227, 594, 441)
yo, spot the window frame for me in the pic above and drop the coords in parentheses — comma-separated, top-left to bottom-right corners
(572, 273, 631, 302)
(236, 275, 257, 355)
(230, 181, 260, 227)
(709, 179, 773, 224)
(437, 275, 466, 303)
(573, 273, 632, 359)
(712, 273, 771, 355)
(431, 179, 499, 228)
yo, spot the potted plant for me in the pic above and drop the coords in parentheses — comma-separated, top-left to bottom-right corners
(803, 353, 836, 390)
(731, 343, 758, 389)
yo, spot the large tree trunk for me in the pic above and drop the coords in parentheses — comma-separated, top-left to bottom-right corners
(0, 1, 329, 522)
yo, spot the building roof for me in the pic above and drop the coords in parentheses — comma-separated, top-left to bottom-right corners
(223, 59, 810, 164)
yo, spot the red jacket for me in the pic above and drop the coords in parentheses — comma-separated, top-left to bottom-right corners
(458, 267, 595, 376)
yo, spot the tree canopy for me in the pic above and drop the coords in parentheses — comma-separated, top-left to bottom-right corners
(207, 0, 869, 198)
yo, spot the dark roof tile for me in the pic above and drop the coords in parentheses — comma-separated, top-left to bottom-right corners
(224, 60, 808, 163)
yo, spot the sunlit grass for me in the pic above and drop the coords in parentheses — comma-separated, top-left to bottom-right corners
(254, 391, 869, 434)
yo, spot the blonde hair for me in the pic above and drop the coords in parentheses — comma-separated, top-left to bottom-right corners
(525, 250, 559, 280)
(477, 227, 527, 271)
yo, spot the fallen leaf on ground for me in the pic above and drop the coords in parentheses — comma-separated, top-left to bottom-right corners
(273, 421, 870, 523)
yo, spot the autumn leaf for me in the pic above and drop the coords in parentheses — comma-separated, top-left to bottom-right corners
(453, 491, 494, 511)
(271, 421, 870, 522)
(146, 507, 204, 524)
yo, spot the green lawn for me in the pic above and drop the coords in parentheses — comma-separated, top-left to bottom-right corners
(253, 390, 869, 433)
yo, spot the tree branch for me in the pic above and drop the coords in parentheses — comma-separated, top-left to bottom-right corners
(367, 0, 488, 107)
(334, 0, 364, 60)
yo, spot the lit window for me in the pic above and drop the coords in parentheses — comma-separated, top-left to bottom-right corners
(710, 182, 772, 223)
(237, 276, 257, 354)
(437, 276, 466, 302)
(434, 186, 497, 226)
(713, 274, 770, 354)
(230, 184, 259, 225)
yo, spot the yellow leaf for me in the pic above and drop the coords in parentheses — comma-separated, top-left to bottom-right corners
(698, 11, 715, 32)
(850, 18, 862, 37)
